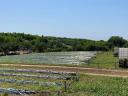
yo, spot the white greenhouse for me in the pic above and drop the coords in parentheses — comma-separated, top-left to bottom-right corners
(118, 48, 128, 68)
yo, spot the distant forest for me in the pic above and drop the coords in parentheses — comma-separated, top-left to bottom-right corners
(0, 32, 127, 55)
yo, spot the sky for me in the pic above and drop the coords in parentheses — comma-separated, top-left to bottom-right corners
(0, 0, 128, 40)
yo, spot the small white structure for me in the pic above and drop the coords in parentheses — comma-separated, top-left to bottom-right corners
(119, 48, 128, 59)
(119, 48, 128, 68)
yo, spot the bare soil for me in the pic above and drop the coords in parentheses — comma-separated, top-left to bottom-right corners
(0, 64, 128, 78)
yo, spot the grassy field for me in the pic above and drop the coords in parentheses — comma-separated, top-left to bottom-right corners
(65, 74, 128, 96)
(88, 52, 119, 69)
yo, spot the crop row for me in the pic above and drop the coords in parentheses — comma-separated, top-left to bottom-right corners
(0, 69, 76, 76)
(0, 52, 97, 65)
(0, 79, 62, 86)
(0, 73, 72, 80)
(0, 88, 40, 95)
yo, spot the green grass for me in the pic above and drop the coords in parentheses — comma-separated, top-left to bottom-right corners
(0, 82, 60, 91)
(65, 74, 128, 96)
(88, 52, 119, 69)
(1, 73, 128, 96)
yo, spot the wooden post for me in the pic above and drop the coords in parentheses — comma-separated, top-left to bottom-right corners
(64, 81, 67, 92)
(115, 61, 117, 69)
(57, 90, 61, 96)
(76, 72, 79, 81)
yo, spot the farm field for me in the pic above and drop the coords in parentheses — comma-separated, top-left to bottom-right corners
(0, 64, 128, 96)
(0, 65, 78, 96)
(1, 0, 128, 95)
(0, 51, 125, 96)
(89, 51, 119, 69)
(0, 51, 97, 66)
(0, 51, 119, 69)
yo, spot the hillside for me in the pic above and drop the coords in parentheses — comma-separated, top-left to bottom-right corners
(0, 32, 127, 55)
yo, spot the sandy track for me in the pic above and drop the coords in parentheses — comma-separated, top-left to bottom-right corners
(0, 64, 128, 78)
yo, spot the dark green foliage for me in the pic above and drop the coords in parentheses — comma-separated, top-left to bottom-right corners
(0, 33, 127, 55)
(119, 59, 128, 68)
(108, 36, 127, 48)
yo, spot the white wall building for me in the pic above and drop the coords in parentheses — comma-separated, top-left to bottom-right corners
(119, 48, 128, 59)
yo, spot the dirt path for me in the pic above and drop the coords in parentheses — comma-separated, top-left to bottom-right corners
(0, 64, 128, 78)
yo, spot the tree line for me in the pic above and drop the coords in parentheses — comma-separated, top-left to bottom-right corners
(0, 32, 127, 55)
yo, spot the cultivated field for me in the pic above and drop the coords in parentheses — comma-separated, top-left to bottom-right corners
(0, 64, 128, 96)
(0, 66, 79, 95)
(0, 51, 119, 69)
(0, 51, 97, 65)
(0, 51, 126, 96)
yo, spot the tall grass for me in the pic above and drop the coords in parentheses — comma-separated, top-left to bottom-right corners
(66, 74, 128, 96)
(89, 52, 118, 69)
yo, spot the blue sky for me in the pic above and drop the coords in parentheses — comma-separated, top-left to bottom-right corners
(0, 0, 128, 40)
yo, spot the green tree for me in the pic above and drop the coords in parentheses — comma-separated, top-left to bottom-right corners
(108, 36, 127, 48)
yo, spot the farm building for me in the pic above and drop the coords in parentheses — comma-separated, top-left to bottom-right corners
(119, 48, 128, 68)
